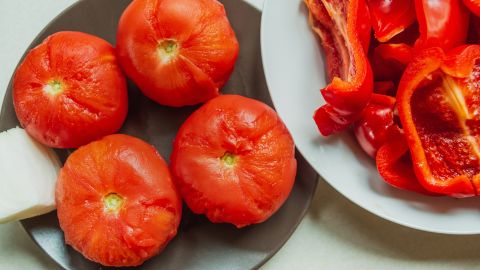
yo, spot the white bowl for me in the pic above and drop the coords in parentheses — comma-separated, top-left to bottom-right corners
(260, 0, 480, 234)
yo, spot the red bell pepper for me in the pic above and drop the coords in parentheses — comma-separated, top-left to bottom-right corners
(414, 0, 469, 51)
(353, 93, 434, 194)
(397, 45, 480, 197)
(373, 81, 395, 96)
(388, 22, 420, 45)
(367, 0, 416, 42)
(376, 128, 434, 194)
(305, 0, 373, 136)
(354, 94, 396, 158)
(463, 0, 480, 16)
(371, 43, 413, 82)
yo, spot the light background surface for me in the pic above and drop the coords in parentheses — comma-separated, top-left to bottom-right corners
(1, 1, 480, 269)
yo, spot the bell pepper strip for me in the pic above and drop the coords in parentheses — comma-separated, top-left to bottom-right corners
(354, 94, 396, 158)
(371, 43, 413, 82)
(314, 105, 359, 136)
(356, 0, 372, 53)
(373, 81, 395, 96)
(397, 45, 480, 197)
(305, 0, 374, 136)
(367, 0, 416, 42)
(414, 0, 469, 51)
(376, 127, 436, 195)
(463, 0, 480, 16)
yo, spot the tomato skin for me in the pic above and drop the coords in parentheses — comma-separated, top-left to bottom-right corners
(13, 31, 128, 149)
(171, 95, 296, 228)
(116, 0, 239, 107)
(56, 134, 182, 267)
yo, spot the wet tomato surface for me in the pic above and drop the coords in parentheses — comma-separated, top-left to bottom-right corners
(116, 0, 239, 107)
(171, 95, 297, 228)
(56, 134, 182, 267)
(13, 31, 128, 149)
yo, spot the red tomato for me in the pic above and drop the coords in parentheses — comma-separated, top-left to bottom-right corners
(56, 134, 182, 267)
(171, 95, 297, 228)
(116, 0, 239, 107)
(13, 31, 128, 149)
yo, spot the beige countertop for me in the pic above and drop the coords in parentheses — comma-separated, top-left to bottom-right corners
(2, 1, 480, 269)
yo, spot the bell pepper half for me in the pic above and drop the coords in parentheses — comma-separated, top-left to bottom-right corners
(367, 0, 416, 43)
(376, 127, 435, 195)
(354, 94, 396, 158)
(397, 45, 480, 197)
(414, 0, 469, 51)
(463, 0, 480, 16)
(305, 0, 373, 136)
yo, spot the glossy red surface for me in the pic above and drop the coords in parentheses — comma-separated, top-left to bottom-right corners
(56, 134, 182, 267)
(13, 31, 128, 148)
(171, 95, 297, 228)
(116, 0, 239, 107)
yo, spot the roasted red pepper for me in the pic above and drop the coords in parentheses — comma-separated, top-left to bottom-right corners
(414, 0, 469, 51)
(376, 128, 434, 194)
(367, 0, 416, 42)
(354, 94, 396, 157)
(305, 0, 373, 136)
(397, 45, 480, 197)
(371, 43, 413, 82)
(463, 0, 480, 16)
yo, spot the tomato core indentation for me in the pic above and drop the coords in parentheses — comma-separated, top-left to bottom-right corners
(220, 152, 237, 167)
(157, 39, 178, 64)
(43, 80, 63, 97)
(103, 193, 124, 215)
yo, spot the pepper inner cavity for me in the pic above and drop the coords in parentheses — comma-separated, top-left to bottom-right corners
(411, 73, 480, 181)
(321, 0, 353, 81)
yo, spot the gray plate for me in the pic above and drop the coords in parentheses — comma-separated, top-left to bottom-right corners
(0, 0, 318, 269)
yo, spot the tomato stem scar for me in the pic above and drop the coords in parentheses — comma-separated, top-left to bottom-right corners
(157, 39, 178, 64)
(221, 152, 237, 167)
(43, 80, 63, 96)
(103, 193, 124, 215)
